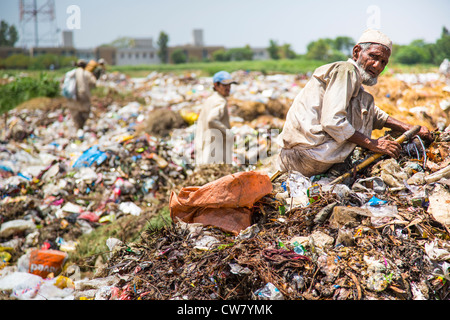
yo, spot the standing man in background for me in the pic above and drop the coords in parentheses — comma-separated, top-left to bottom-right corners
(195, 71, 238, 165)
(68, 59, 97, 137)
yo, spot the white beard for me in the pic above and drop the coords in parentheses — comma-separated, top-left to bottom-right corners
(356, 60, 378, 86)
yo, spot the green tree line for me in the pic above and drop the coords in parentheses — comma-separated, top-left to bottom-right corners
(0, 53, 77, 70)
(162, 26, 449, 65)
(391, 27, 450, 65)
(300, 27, 450, 65)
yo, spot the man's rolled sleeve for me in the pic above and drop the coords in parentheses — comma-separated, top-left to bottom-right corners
(372, 105, 390, 130)
(320, 65, 358, 143)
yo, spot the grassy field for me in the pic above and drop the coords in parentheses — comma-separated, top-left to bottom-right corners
(0, 58, 439, 80)
(108, 59, 439, 78)
(109, 58, 326, 77)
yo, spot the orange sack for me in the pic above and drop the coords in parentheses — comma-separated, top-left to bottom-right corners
(29, 249, 68, 278)
(169, 171, 273, 234)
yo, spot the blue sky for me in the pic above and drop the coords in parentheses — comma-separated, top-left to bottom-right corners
(1, 0, 449, 53)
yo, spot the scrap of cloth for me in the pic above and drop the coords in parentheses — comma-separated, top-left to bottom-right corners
(277, 59, 389, 175)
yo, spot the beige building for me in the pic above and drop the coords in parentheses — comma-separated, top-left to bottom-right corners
(95, 46, 117, 66)
(29, 47, 76, 57)
(168, 45, 224, 63)
(168, 29, 224, 63)
(116, 38, 160, 66)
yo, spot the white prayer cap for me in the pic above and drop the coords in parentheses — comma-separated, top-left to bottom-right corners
(357, 29, 392, 51)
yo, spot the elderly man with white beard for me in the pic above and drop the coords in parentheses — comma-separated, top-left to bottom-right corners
(276, 29, 433, 177)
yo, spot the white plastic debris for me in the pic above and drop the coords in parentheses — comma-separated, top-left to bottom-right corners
(119, 202, 142, 216)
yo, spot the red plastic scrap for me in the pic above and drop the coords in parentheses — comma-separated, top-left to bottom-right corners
(262, 248, 311, 265)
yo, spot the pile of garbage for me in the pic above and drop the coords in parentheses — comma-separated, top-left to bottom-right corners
(71, 139, 450, 300)
(1, 69, 450, 300)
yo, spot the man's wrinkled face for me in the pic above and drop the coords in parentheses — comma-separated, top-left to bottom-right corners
(353, 44, 391, 86)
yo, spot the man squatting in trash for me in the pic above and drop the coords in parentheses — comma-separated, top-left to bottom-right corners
(195, 71, 238, 165)
(276, 29, 434, 177)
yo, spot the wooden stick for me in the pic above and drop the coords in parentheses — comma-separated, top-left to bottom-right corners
(329, 125, 421, 185)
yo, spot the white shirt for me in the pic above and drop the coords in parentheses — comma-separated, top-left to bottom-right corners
(194, 91, 232, 164)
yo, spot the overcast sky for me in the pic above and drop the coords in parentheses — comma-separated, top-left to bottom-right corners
(1, 0, 449, 53)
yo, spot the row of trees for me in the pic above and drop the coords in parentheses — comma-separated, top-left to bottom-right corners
(158, 27, 449, 65)
(303, 36, 354, 61)
(284, 27, 450, 65)
(0, 53, 76, 70)
(392, 27, 450, 65)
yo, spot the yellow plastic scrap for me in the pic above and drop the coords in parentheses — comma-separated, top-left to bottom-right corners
(1, 195, 27, 204)
(149, 153, 168, 168)
(180, 109, 199, 126)
(99, 214, 116, 224)
(60, 219, 69, 229)
(0, 251, 12, 263)
(0, 247, 13, 268)
(354, 227, 363, 237)
(118, 135, 135, 143)
(59, 241, 78, 252)
(54, 275, 75, 289)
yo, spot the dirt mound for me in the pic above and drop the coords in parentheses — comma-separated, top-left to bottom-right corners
(135, 108, 186, 137)
(230, 98, 290, 121)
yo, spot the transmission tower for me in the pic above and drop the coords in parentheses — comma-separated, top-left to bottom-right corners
(19, 0, 59, 48)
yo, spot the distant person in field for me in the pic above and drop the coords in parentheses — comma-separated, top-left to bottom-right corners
(276, 29, 433, 177)
(195, 71, 238, 165)
(68, 59, 97, 134)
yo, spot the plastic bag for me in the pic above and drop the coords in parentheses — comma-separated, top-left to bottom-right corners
(119, 202, 142, 216)
(0, 272, 42, 292)
(287, 171, 311, 198)
(367, 196, 388, 206)
(0, 219, 36, 238)
(73, 145, 108, 169)
(170, 171, 272, 234)
(62, 68, 77, 100)
(29, 249, 68, 278)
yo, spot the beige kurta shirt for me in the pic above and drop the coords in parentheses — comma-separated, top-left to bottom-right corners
(75, 67, 97, 108)
(66, 68, 96, 130)
(277, 59, 389, 173)
(195, 91, 232, 165)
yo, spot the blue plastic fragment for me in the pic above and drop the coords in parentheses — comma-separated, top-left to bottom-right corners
(72, 145, 108, 168)
(368, 196, 387, 206)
